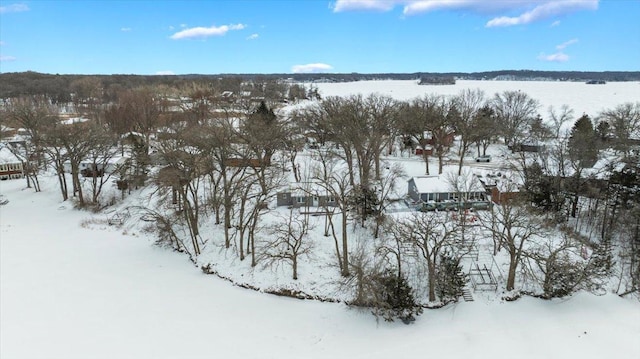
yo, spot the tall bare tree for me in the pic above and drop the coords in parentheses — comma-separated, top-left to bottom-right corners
(599, 102, 640, 158)
(312, 153, 355, 277)
(480, 195, 543, 291)
(491, 90, 540, 148)
(453, 89, 486, 175)
(261, 210, 313, 280)
(394, 212, 458, 302)
(4, 95, 58, 191)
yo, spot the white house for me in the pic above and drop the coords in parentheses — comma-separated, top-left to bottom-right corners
(63, 156, 129, 176)
(0, 144, 24, 180)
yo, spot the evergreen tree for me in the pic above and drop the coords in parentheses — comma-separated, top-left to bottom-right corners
(436, 253, 467, 302)
(568, 114, 598, 168)
(372, 270, 423, 324)
(349, 184, 380, 224)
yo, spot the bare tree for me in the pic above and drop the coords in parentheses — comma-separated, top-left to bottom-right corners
(599, 102, 640, 158)
(309, 94, 398, 188)
(371, 162, 405, 238)
(406, 95, 456, 175)
(395, 212, 459, 302)
(84, 124, 121, 205)
(453, 89, 485, 175)
(470, 105, 496, 157)
(70, 76, 103, 119)
(4, 95, 58, 191)
(261, 209, 313, 280)
(524, 234, 601, 298)
(312, 152, 355, 277)
(491, 90, 540, 148)
(479, 196, 543, 291)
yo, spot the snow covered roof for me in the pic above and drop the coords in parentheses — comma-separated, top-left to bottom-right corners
(410, 174, 484, 194)
(0, 144, 21, 164)
(60, 117, 90, 125)
(287, 181, 331, 197)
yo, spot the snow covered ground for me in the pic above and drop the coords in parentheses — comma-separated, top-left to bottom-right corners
(0, 179, 640, 359)
(2, 80, 640, 358)
(2, 176, 639, 359)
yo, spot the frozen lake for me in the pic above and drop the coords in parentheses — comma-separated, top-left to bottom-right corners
(315, 80, 639, 118)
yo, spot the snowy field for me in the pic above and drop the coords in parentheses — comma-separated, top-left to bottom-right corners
(2, 80, 640, 359)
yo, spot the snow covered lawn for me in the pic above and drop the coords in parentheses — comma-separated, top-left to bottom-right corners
(1, 177, 639, 359)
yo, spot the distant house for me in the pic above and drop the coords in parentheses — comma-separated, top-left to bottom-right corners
(414, 145, 433, 156)
(277, 182, 338, 208)
(63, 156, 129, 177)
(490, 185, 520, 204)
(508, 142, 545, 153)
(0, 144, 24, 180)
(0, 125, 17, 139)
(424, 130, 456, 147)
(408, 175, 487, 210)
(477, 172, 522, 204)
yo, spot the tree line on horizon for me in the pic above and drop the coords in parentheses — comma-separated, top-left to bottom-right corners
(1, 69, 639, 100)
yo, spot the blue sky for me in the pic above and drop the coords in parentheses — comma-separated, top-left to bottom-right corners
(0, 0, 638, 74)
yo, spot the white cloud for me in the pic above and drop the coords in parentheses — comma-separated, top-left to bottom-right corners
(538, 52, 569, 62)
(332, 1, 599, 27)
(486, 1, 598, 27)
(403, 0, 494, 15)
(247, 33, 259, 40)
(332, 0, 398, 12)
(0, 55, 17, 62)
(291, 63, 334, 73)
(556, 38, 578, 50)
(170, 24, 246, 40)
(121, 27, 132, 32)
(0, 41, 4, 46)
(550, 20, 561, 27)
(0, 3, 29, 14)
(169, 25, 175, 30)
(155, 70, 175, 75)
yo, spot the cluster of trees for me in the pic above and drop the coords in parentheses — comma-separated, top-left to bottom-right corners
(2, 78, 639, 322)
(0, 72, 320, 104)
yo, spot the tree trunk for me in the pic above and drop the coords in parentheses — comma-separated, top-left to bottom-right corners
(327, 212, 343, 273)
(428, 260, 436, 302)
(341, 210, 349, 277)
(292, 256, 298, 280)
(507, 254, 517, 291)
(422, 152, 430, 175)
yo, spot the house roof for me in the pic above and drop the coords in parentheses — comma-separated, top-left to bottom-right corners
(286, 181, 331, 197)
(0, 144, 21, 164)
(410, 174, 484, 194)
